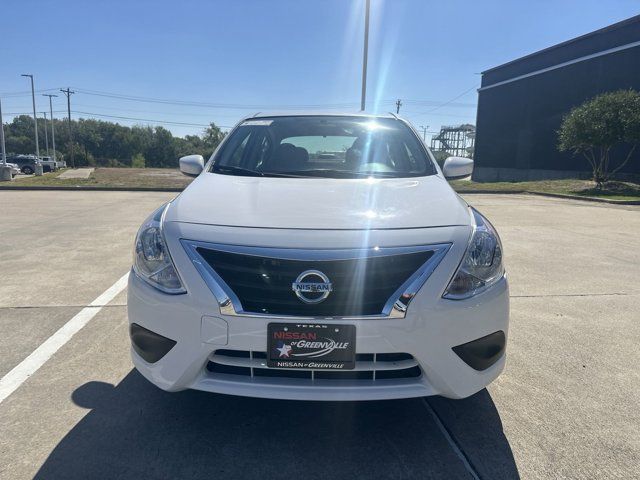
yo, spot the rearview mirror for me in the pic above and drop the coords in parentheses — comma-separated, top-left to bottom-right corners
(442, 156, 473, 179)
(179, 155, 205, 177)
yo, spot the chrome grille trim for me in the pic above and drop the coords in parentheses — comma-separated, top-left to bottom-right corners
(210, 353, 419, 372)
(181, 240, 450, 319)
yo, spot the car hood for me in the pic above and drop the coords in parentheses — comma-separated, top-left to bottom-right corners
(165, 172, 470, 230)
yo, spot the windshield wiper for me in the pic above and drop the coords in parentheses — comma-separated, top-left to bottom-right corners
(212, 165, 303, 178)
(212, 165, 265, 177)
(277, 169, 400, 178)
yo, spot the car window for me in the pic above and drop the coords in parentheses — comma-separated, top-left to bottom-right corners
(211, 116, 435, 178)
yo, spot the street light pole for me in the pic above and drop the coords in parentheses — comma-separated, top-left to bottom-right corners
(21, 74, 39, 158)
(43, 94, 58, 163)
(360, 0, 370, 112)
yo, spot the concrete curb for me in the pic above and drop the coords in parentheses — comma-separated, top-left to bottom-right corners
(0, 185, 184, 192)
(455, 189, 640, 205)
(526, 191, 640, 205)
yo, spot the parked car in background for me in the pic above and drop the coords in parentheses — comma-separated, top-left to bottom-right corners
(7, 155, 42, 175)
(54, 158, 66, 169)
(2, 162, 20, 178)
(39, 156, 57, 172)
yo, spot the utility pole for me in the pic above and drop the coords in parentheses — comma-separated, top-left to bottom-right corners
(0, 98, 6, 164)
(0, 98, 11, 181)
(43, 94, 58, 163)
(419, 125, 429, 142)
(60, 88, 75, 168)
(42, 112, 49, 155)
(360, 0, 370, 111)
(395, 99, 402, 114)
(21, 74, 39, 158)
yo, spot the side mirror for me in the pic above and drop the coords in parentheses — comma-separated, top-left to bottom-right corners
(442, 156, 473, 179)
(179, 155, 205, 177)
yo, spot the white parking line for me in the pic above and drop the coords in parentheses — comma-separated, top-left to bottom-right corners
(0, 272, 130, 405)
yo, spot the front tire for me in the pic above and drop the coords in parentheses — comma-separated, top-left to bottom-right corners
(22, 166, 34, 175)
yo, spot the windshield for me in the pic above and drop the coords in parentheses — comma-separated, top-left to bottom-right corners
(210, 116, 436, 178)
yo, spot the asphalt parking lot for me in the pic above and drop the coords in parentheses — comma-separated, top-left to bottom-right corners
(0, 190, 638, 479)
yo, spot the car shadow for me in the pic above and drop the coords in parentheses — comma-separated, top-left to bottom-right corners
(426, 390, 520, 479)
(34, 370, 519, 480)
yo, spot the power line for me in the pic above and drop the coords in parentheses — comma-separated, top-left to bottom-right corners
(3, 85, 480, 114)
(0, 109, 231, 128)
(2, 110, 66, 116)
(72, 110, 233, 128)
(72, 87, 374, 110)
(400, 100, 476, 108)
(413, 85, 478, 115)
(2, 84, 481, 109)
(0, 87, 62, 98)
(403, 111, 477, 119)
(72, 87, 476, 110)
(72, 102, 242, 118)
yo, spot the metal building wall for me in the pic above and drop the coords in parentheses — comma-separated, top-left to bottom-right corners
(473, 19, 640, 182)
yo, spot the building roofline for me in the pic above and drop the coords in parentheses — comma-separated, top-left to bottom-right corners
(481, 14, 640, 75)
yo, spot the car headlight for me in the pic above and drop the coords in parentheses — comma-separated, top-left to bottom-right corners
(443, 207, 504, 300)
(133, 203, 185, 294)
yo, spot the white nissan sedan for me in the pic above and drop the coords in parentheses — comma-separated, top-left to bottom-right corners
(127, 113, 509, 401)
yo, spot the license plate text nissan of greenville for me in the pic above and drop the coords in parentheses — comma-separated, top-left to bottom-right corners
(128, 113, 509, 401)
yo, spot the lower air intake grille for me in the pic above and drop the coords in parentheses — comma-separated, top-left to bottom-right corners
(207, 350, 422, 381)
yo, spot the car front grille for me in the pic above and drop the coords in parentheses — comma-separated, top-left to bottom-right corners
(207, 349, 422, 381)
(183, 242, 449, 318)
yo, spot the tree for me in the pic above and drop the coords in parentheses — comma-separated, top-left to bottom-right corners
(3, 115, 227, 168)
(202, 122, 226, 153)
(558, 89, 640, 187)
(131, 153, 146, 168)
(144, 126, 176, 168)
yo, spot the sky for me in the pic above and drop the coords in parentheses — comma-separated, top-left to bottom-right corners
(1, 0, 639, 142)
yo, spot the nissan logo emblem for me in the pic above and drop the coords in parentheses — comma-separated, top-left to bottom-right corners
(291, 270, 333, 304)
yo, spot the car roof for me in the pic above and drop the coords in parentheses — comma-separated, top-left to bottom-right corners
(248, 111, 399, 120)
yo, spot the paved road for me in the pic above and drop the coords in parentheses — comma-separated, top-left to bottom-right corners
(0, 191, 638, 479)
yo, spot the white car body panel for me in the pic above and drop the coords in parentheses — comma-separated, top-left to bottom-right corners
(128, 114, 509, 401)
(165, 173, 470, 230)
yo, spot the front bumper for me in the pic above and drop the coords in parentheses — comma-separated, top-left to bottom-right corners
(128, 220, 509, 401)
(128, 274, 509, 401)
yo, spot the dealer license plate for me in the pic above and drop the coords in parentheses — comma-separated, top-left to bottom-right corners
(267, 323, 356, 370)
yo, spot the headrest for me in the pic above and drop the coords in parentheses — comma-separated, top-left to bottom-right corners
(268, 143, 309, 171)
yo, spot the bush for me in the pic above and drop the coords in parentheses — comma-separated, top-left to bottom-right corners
(558, 89, 640, 187)
(432, 151, 451, 168)
(131, 153, 146, 168)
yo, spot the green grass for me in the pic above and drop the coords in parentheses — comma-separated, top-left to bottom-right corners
(4, 167, 193, 189)
(3, 168, 639, 202)
(450, 179, 640, 202)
